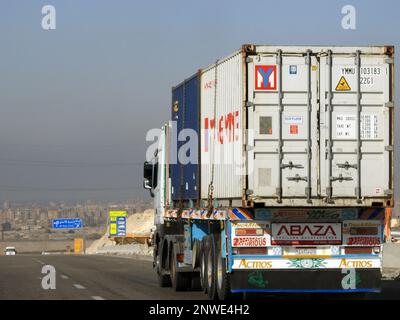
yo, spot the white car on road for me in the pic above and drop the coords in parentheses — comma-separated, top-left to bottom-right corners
(4, 247, 17, 255)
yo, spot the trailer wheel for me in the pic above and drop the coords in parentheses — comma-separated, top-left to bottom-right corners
(216, 246, 232, 300)
(206, 235, 218, 300)
(170, 244, 190, 291)
(156, 241, 171, 287)
(200, 237, 209, 293)
(192, 239, 201, 268)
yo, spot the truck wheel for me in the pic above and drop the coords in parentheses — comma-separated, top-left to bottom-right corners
(170, 244, 190, 291)
(206, 235, 218, 300)
(216, 247, 232, 300)
(192, 239, 201, 268)
(200, 237, 209, 293)
(156, 241, 171, 287)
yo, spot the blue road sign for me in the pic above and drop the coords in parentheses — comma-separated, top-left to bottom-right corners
(117, 217, 126, 236)
(52, 218, 83, 229)
(116, 216, 126, 237)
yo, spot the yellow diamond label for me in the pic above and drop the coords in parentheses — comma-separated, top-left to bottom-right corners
(335, 76, 351, 91)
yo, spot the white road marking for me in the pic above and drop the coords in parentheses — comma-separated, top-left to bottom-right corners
(61, 275, 69, 279)
(32, 258, 45, 265)
(73, 284, 86, 289)
(92, 296, 105, 300)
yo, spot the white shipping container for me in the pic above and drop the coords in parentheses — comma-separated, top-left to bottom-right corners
(200, 51, 245, 200)
(200, 45, 394, 207)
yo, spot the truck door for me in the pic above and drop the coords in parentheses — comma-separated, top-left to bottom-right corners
(319, 51, 392, 202)
(247, 51, 319, 202)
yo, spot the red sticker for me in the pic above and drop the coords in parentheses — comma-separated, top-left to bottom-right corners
(290, 124, 298, 134)
(255, 65, 277, 90)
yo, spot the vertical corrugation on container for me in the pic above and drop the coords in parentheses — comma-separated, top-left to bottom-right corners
(200, 51, 244, 199)
(171, 74, 200, 201)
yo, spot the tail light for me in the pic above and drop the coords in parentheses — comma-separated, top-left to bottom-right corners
(373, 246, 381, 254)
(176, 253, 184, 262)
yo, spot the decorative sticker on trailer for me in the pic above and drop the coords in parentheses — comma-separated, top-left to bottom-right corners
(231, 221, 270, 247)
(271, 223, 342, 245)
(231, 258, 380, 269)
(342, 220, 382, 245)
(255, 65, 276, 90)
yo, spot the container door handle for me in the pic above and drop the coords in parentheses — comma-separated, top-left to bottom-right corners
(336, 161, 358, 170)
(281, 161, 304, 170)
(330, 174, 353, 182)
(287, 174, 308, 182)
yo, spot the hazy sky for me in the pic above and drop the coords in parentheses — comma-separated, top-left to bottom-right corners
(0, 0, 398, 202)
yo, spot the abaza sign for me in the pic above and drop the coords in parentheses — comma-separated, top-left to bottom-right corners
(271, 223, 342, 245)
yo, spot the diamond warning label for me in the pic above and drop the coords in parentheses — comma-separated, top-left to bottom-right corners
(335, 76, 351, 91)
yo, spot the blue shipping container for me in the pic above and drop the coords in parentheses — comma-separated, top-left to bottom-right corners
(171, 73, 200, 201)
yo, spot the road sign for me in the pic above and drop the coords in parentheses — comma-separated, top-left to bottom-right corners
(116, 216, 126, 237)
(52, 218, 83, 229)
(109, 211, 127, 237)
(74, 238, 84, 254)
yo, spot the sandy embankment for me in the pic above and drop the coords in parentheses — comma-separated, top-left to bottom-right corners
(87, 209, 154, 257)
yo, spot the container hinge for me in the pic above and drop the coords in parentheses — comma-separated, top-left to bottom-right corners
(330, 174, 353, 182)
(385, 145, 394, 151)
(385, 58, 394, 64)
(384, 189, 393, 195)
(385, 102, 394, 108)
(287, 174, 307, 182)
(244, 145, 254, 151)
(281, 161, 304, 170)
(336, 161, 357, 170)
(326, 53, 332, 66)
(246, 101, 254, 107)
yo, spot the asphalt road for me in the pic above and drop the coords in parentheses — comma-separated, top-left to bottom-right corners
(0, 254, 205, 300)
(0, 254, 399, 300)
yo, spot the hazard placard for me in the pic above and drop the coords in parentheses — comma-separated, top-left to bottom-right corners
(335, 76, 351, 91)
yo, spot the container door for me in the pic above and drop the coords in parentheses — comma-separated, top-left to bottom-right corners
(247, 52, 319, 201)
(319, 52, 392, 201)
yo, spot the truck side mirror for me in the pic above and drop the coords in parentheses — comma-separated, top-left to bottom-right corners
(143, 161, 154, 194)
(143, 178, 152, 190)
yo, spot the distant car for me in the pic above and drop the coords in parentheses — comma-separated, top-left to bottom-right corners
(4, 247, 16, 255)
(391, 230, 400, 242)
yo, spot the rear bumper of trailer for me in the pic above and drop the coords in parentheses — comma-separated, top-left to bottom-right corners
(230, 268, 381, 293)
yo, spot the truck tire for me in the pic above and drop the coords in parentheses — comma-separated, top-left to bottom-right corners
(206, 235, 218, 300)
(200, 237, 209, 293)
(216, 246, 232, 300)
(170, 244, 190, 291)
(156, 241, 171, 287)
(192, 239, 201, 268)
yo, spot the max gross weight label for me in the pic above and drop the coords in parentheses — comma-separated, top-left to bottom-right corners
(148, 304, 250, 318)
